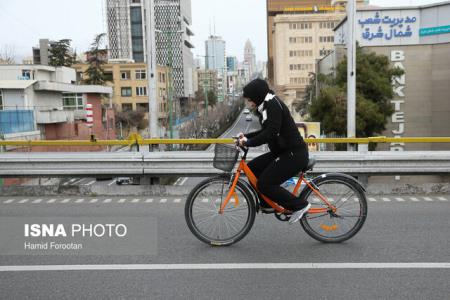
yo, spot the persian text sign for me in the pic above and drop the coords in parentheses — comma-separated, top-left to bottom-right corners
(420, 25, 450, 36)
(357, 10, 420, 46)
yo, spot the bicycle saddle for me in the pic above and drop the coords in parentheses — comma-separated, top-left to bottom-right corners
(304, 157, 316, 171)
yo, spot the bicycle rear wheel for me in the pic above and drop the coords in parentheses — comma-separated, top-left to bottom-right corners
(185, 175, 256, 246)
(300, 174, 367, 243)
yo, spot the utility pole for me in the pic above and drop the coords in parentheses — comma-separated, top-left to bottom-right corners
(347, 0, 356, 150)
(146, 0, 158, 138)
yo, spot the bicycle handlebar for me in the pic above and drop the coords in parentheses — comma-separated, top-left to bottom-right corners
(232, 136, 249, 158)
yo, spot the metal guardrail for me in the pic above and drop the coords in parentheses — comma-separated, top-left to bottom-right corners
(1, 136, 450, 147)
(1, 151, 450, 177)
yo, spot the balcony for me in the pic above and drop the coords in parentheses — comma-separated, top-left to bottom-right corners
(35, 109, 74, 124)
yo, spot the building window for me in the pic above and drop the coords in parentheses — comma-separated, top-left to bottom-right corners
(121, 87, 132, 97)
(289, 22, 312, 30)
(290, 77, 309, 85)
(62, 93, 84, 110)
(136, 103, 148, 111)
(290, 37, 312, 44)
(320, 49, 333, 56)
(104, 72, 113, 81)
(289, 50, 313, 57)
(320, 36, 334, 43)
(289, 64, 313, 71)
(122, 103, 132, 111)
(121, 71, 130, 80)
(135, 69, 146, 80)
(136, 86, 147, 96)
(0, 90, 3, 110)
(22, 70, 32, 80)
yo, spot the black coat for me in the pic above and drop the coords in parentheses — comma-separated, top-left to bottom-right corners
(245, 96, 307, 155)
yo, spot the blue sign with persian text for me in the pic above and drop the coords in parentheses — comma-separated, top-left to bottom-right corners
(358, 12, 417, 41)
(419, 25, 450, 36)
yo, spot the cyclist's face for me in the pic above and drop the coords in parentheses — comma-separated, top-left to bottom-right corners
(246, 98, 257, 110)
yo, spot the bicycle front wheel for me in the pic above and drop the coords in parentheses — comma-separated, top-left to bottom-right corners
(300, 174, 368, 243)
(185, 175, 256, 246)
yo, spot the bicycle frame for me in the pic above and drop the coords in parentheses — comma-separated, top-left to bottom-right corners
(219, 155, 337, 215)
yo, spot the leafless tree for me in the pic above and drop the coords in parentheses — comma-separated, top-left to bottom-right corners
(0, 45, 16, 64)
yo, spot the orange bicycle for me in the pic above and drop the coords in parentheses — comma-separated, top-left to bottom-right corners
(185, 141, 368, 246)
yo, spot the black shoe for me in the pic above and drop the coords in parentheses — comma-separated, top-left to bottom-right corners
(260, 207, 275, 213)
(259, 202, 275, 213)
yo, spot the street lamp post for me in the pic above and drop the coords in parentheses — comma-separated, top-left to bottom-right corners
(145, 0, 158, 139)
(347, 0, 356, 150)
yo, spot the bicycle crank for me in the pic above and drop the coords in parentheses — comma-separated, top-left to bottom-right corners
(274, 212, 291, 222)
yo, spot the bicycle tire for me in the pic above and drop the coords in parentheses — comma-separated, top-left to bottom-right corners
(185, 174, 256, 246)
(300, 174, 368, 243)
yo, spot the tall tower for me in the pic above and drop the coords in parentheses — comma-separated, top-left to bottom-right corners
(244, 39, 256, 77)
(205, 35, 226, 101)
(106, 0, 195, 98)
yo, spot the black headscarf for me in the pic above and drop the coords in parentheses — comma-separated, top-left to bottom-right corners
(243, 78, 274, 106)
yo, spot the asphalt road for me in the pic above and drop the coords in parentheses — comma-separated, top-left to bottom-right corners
(0, 195, 449, 299)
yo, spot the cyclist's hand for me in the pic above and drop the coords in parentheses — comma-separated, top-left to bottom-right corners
(238, 136, 248, 147)
(237, 132, 245, 139)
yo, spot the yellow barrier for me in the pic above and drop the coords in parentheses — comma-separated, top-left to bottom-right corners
(1, 135, 450, 147)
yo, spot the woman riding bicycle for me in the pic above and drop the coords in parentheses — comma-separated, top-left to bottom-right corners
(238, 78, 311, 224)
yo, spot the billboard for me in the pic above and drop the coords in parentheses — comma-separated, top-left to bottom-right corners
(296, 122, 321, 152)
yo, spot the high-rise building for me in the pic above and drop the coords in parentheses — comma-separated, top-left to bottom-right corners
(226, 56, 238, 72)
(266, 0, 366, 84)
(205, 35, 226, 71)
(205, 35, 226, 101)
(244, 39, 257, 77)
(106, 0, 195, 99)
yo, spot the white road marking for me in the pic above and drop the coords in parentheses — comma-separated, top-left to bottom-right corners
(395, 197, 405, 202)
(160, 199, 167, 203)
(75, 199, 84, 203)
(46, 199, 57, 203)
(382, 197, 391, 202)
(202, 198, 209, 203)
(118, 198, 127, 203)
(89, 198, 98, 203)
(31, 199, 42, 204)
(103, 198, 112, 203)
(61, 198, 71, 203)
(131, 198, 140, 203)
(368, 198, 377, 202)
(145, 198, 154, 203)
(85, 180, 96, 186)
(174, 198, 181, 203)
(107, 180, 116, 186)
(410, 197, 419, 202)
(1, 263, 449, 272)
(3, 199, 15, 204)
(18, 199, 29, 204)
(437, 197, 448, 201)
(423, 197, 433, 202)
(179, 177, 188, 186)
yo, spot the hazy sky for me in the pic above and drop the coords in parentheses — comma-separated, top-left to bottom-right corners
(0, 0, 442, 63)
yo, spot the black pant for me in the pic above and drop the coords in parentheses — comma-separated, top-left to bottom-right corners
(248, 148, 309, 211)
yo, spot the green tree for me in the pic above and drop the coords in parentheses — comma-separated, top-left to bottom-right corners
(84, 33, 107, 85)
(207, 90, 217, 107)
(49, 39, 74, 67)
(308, 46, 404, 140)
